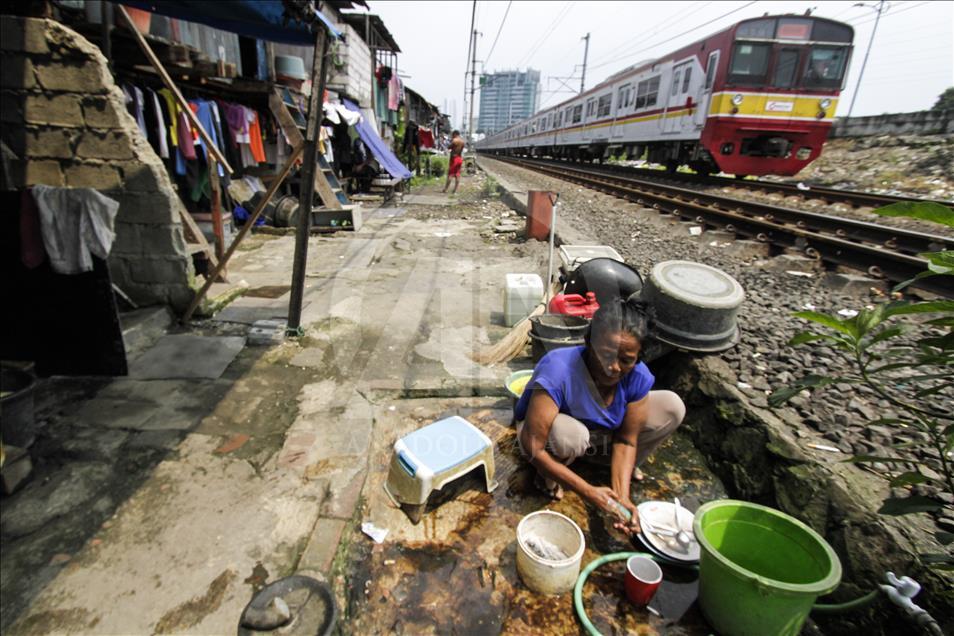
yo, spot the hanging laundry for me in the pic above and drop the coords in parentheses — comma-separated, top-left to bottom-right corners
(247, 109, 267, 164)
(30, 186, 119, 275)
(19, 189, 45, 269)
(388, 74, 400, 111)
(123, 84, 148, 138)
(418, 127, 435, 149)
(146, 89, 169, 159)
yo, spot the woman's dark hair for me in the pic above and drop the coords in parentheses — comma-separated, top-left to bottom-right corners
(584, 298, 655, 349)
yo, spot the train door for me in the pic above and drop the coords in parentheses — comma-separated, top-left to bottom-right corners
(663, 63, 691, 134)
(612, 83, 631, 138)
(694, 51, 719, 128)
(582, 97, 596, 141)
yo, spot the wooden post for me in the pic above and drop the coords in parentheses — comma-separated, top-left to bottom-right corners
(181, 144, 305, 323)
(287, 28, 332, 335)
(116, 4, 233, 175)
(208, 156, 226, 264)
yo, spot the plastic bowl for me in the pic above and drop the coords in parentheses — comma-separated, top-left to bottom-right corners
(505, 369, 534, 400)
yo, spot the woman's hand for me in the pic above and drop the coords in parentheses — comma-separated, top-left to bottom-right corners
(586, 486, 641, 536)
(614, 497, 640, 536)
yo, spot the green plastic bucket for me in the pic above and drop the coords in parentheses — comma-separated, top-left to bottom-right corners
(693, 500, 842, 636)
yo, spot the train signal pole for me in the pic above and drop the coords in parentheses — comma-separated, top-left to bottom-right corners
(847, 0, 887, 120)
(580, 33, 590, 93)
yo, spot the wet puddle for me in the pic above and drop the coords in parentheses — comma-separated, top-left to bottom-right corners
(345, 402, 726, 634)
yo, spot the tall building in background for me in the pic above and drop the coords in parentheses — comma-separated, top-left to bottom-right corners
(478, 69, 540, 135)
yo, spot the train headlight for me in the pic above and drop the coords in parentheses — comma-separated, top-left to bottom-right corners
(732, 94, 744, 105)
(796, 147, 812, 160)
(819, 98, 832, 109)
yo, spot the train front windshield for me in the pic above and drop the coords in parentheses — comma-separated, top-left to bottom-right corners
(728, 17, 853, 90)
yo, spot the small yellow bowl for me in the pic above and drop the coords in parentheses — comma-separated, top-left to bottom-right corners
(505, 370, 534, 399)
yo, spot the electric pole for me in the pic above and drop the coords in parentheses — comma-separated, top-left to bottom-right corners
(463, 0, 476, 133)
(847, 0, 886, 120)
(580, 33, 590, 93)
(468, 28, 479, 141)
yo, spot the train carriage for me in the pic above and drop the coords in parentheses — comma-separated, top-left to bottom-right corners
(478, 14, 854, 177)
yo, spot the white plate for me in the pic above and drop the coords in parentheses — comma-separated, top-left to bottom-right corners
(637, 501, 700, 563)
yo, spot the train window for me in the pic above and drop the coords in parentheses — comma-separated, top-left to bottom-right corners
(671, 70, 681, 96)
(586, 98, 597, 118)
(646, 77, 659, 107)
(728, 43, 770, 84)
(736, 18, 775, 40)
(682, 67, 692, 93)
(547, 113, 553, 129)
(802, 46, 848, 88)
(565, 107, 573, 124)
(773, 49, 800, 88)
(597, 94, 612, 117)
(705, 52, 718, 89)
(572, 104, 583, 123)
(812, 21, 853, 44)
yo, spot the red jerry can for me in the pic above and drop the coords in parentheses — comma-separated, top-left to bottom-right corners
(526, 190, 555, 241)
(548, 292, 600, 319)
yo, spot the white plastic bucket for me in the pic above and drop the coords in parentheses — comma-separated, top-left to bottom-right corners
(516, 510, 585, 594)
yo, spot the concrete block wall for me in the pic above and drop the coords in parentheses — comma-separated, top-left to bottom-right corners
(0, 15, 195, 311)
(830, 109, 954, 137)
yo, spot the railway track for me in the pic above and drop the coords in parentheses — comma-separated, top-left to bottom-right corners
(488, 155, 953, 210)
(488, 155, 954, 298)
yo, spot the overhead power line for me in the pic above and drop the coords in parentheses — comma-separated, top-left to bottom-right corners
(483, 0, 512, 66)
(589, 1, 758, 72)
(515, 1, 575, 68)
(588, 0, 711, 67)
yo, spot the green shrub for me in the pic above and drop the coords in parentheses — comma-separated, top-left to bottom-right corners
(425, 155, 448, 178)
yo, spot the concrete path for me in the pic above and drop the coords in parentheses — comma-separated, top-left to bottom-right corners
(4, 187, 548, 634)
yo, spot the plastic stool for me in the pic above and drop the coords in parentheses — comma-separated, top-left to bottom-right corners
(384, 416, 497, 524)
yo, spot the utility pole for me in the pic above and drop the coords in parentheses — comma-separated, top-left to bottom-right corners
(463, 0, 476, 133)
(847, 0, 885, 120)
(580, 32, 590, 94)
(468, 28, 479, 141)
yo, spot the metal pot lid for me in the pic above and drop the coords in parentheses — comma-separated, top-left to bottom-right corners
(649, 261, 744, 310)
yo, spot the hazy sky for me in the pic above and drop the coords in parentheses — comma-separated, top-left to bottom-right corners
(366, 0, 954, 128)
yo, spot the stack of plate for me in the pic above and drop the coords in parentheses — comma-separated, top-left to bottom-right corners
(635, 501, 700, 564)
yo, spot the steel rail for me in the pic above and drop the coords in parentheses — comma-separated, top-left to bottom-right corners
(494, 156, 953, 298)
(484, 153, 953, 209)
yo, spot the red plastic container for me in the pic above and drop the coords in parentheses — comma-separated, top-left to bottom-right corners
(548, 292, 599, 319)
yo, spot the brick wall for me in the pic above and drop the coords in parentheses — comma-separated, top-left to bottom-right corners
(0, 15, 195, 310)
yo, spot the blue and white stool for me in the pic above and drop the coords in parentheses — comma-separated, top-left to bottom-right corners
(384, 416, 498, 524)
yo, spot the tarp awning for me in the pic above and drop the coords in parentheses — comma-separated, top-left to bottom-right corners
(117, 1, 342, 44)
(344, 100, 411, 181)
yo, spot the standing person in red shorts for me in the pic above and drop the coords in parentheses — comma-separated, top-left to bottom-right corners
(443, 130, 465, 195)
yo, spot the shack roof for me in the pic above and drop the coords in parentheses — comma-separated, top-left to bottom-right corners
(339, 13, 400, 52)
(118, 0, 367, 44)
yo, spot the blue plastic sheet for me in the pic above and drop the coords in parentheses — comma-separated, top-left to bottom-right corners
(343, 100, 411, 181)
(117, 1, 342, 44)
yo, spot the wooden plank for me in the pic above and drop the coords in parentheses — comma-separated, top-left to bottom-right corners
(116, 4, 234, 175)
(177, 205, 219, 272)
(269, 90, 343, 211)
(181, 143, 305, 323)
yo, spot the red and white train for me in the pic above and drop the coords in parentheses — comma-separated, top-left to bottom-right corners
(477, 14, 854, 177)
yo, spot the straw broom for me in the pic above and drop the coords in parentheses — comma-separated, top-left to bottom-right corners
(472, 292, 551, 366)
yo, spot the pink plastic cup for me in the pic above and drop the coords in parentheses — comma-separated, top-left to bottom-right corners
(624, 555, 662, 606)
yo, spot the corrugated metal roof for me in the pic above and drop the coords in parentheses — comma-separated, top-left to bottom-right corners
(339, 13, 400, 52)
